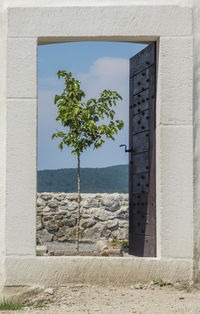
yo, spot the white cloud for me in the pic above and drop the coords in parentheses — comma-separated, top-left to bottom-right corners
(78, 57, 129, 123)
(78, 57, 129, 97)
(80, 57, 128, 80)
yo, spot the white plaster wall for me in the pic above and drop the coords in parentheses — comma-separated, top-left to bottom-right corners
(4, 256, 192, 288)
(7, 6, 192, 39)
(157, 37, 193, 126)
(156, 36, 193, 258)
(157, 126, 193, 258)
(5, 2, 193, 260)
(192, 0, 200, 282)
(5, 0, 193, 7)
(0, 0, 196, 291)
(6, 99, 37, 255)
(0, 0, 7, 258)
(0, 0, 7, 294)
(5, 36, 37, 256)
(5, 2, 194, 259)
(7, 38, 37, 98)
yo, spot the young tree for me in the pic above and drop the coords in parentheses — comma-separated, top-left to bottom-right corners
(52, 71, 124, 252)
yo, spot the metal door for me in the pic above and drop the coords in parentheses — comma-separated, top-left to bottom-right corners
(129, 42, 156, 257)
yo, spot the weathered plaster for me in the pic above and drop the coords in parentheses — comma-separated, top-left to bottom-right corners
(158, 125, 193, 258)
(0, 0, 7, 260)
(158, 37, 193, 126)
(8, 6, 192, 39)
(7, 38, 37, 98)
(192, 0, 200, 283)
(6, 99, 36, 256)
(4, 256, 193, 288)
(6, 0, 193, 8)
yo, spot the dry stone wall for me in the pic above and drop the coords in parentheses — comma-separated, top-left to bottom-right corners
(37, 193, 128, 244)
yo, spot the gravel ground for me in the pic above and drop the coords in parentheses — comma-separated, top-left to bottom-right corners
(45, 242, 97, 253)
(3, 283, 200, 314)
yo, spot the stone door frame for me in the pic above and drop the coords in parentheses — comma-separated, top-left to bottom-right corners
(0, 2, 194, 293)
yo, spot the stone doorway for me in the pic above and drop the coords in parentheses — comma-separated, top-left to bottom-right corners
(0, 1, 195, 297)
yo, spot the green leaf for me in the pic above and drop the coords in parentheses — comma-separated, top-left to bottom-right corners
(54, 95, 60, 104)
(52, 70, 124, 157)
(58, 142, 63, 151)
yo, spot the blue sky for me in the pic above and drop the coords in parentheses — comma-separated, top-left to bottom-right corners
(38, 41, 146, 170)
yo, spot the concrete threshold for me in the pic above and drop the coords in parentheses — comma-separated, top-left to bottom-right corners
(3, 255, 193, 288)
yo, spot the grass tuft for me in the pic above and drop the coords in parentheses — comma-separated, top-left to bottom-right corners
(153, 279, 169, 287)
(36, 251, 44, 256)
(0, 300, 24, 311)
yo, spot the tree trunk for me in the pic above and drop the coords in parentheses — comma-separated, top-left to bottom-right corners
(76, 154, 81, 253)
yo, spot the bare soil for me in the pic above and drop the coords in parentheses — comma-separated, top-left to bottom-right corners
(4, 283, 200, 314)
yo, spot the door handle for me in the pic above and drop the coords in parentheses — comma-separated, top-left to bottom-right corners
(120, 144, 133, 153)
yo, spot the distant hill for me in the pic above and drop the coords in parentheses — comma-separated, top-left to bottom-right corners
(38, 164, 128, 193)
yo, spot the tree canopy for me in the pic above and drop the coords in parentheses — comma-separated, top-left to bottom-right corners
(52, 70, 124, 156)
